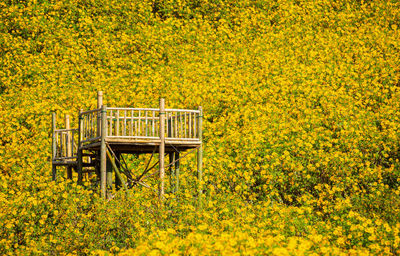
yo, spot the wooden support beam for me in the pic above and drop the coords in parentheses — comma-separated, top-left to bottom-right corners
(77, 109, 83, 184)
(197, 106, 203, 207)
(52, 113, 57, 181)
(100, 105, 107, 198)
(159, 98, 165, 200)
(65, 114, 73, 180)
(175, 151, 180, 193)
(106, 149, 129, 195)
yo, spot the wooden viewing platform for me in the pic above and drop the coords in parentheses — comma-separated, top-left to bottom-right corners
(51, 92, 203, 200)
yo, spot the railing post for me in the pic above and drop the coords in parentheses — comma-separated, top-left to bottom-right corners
(52, 113, 57, 181)
(100, 105, 107, 199)
(197, 106, 203, 208)
(159, 98, 165, 200)
(97, 91, 103, 137)
(65, 114, 72, 179)
(77, 110, 83, 184)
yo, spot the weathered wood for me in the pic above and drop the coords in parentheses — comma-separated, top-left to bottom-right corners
(193, 112, 197, 139)
(138, 110, 141, 136)
(65, 114, 71, 157)
(116, 109, 120, 136)
(152, 111, 155, 137)
(189, 112, 192, 138)
(100, 105, 107, 199)
(106, 148, 129, 194)
(175, 112, 178, 138)
(51, 92, 204, 204)
(52, 113, 57, 181)
(97, 91, 103, 137)
(77, 109, 83, 184)
(184, 112, 187, 138)
(123, 110, 127, 136)
(197, 106, 203, 207)
(65, 114, 73, 180)
(159, 98, 165, 200)
(175, 151, 180, 193)
(109, 110, 113, 136)
(145, 111, 148, 137)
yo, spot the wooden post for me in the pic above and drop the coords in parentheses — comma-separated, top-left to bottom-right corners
(52, 113, 57, 181)
(159, 98, 165, 200)
(197, 107, 203, 207)
(97, 91, 103, 137)
(175, 151, 180, 193)
(100, 105, 107, 199)
(77, 109, 83, 184)
(65, 114, 73, 179)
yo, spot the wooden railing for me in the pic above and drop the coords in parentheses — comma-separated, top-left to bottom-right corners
(165, 109, 200, 140)
(105, 107, 201, 140)
(107, 108, 160, 139)
(53, 128, 79, 161)
(53, 107, 202, 159)
(79, 109, 101, 144)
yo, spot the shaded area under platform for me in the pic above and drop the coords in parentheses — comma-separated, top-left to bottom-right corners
(81, 138, 201, 154)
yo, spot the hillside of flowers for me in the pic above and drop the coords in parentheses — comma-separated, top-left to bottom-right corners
(1, 0, 400, 254)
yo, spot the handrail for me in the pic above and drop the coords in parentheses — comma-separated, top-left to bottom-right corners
(54, 128, 79, 160)
(107, 107, 200, 114)
(104, 108, 201, 139)
(55, 128, 79, 132)
(54, 107, 202, 154)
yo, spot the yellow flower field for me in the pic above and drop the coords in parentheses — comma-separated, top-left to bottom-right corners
(0, 0, 400, 254)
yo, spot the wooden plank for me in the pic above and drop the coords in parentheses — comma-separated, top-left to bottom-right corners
(109, 110, 113, 136)
(88, 113, 92, 139)
(130, 109, 133, 136)
(65, 114, 71, 158)
(135, 110, 138, 136)
(152, 111, 155, 137)
(145, 111, 148, 137)
(71, 129, 75, 156)
(189, 112, 192, 138)
(91, 112, 94, 138)
(60, 130, 65, 158)
(138, 110, 141, 136)
(123, 110, 127, 136)
(184, 112, 187, 138)
(180, 112, 183, 138)
(193, 112, 197, 138)
(116, 109, 120, 136)
(175, 112, 178, 138)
